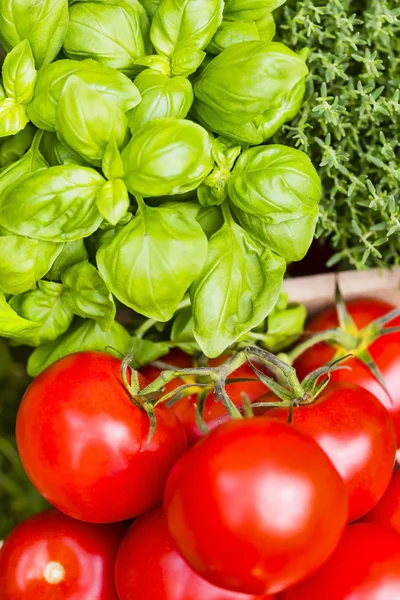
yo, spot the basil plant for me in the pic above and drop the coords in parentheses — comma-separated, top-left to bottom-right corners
(0, 0, 321, 370)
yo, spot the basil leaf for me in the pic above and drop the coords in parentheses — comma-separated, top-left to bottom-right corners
(9, 281, 74, 346)
(193, 41, 308, 144)
(196, 205, 223, 238)
(0, 136, 48, 197)
(46, 240, 89, 281)
(255, 12, 275, 42)
(262, 303, 307, 353)
(102, 139, 125, 181)
(191, 218, 286, 357)
(0, 235, 63, 295)
(223, 0, 285, 20)
(28, 59, 141, 132)
(0, 0, 69, 68)
(97, 202, 208, 321)
(2, 40, 37, 104)
(0, 123, 36, 169)
(27, 319, 132, 377)
(0, 83, 5, 102)
(228, 145, 321, 260)
(135, 54, 170, 74)
(130, 336, 171, 368)
(171, 47, 205, 77)
(139, 0, 161, 18)
(0, 165, 105, 242)
(61, 260, 116, 331)
(64, 0, 151, 77)
(122, 117, 213, 197)
(56, 76, 129, 167)
(0, 292, 41, 341)
(128, 71, 193, 134)
(207, 20, 260, 54)
(171, 307, 200, 354)
(151, 0, 224, 58)
(40, 132, 88, 167)
(96, 180, 130, 226)
(0, 100, 28, 137)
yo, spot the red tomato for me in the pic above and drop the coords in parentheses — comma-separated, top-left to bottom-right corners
(16, 351, 187, 523)
(0, 509, 125, 599)
(164, 417, 348, 596)
(294, 298, 400, 444)
(264, 382, 396, 522)
(361, 469, 400, 532)
(142, 350, 268, 445)
(281, 523, 400, 599)
(116, 506, 275, 600)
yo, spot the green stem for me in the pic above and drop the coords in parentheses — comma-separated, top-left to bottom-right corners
(285, 328, 358, 364)
(244, 346, 305, 399)
(134, 318, 157, 339)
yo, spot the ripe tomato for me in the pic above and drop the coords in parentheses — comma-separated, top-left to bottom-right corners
(281, 523, 400, 599)
(361, 469, 400, 533)
(116, 506, 275, 600)
(164, 418, 348, 596)
(16, 351, 187, 523)
(264, 382, 396, 522)
(0, 509, 125, 599)
(143, 350, 268, 445)
(294, 298, 400, 444)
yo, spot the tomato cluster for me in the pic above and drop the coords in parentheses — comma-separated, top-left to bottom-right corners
(2, 296, 400, 599)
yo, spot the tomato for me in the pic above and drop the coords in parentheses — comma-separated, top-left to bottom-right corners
(164, 417, 348, 596)
(361, 469, 400, 533)
(294, 298, 400, 444)
(0, 509, 125, 599)
(116, 506, 275, 600)
(143, 350, 268, 445)
(263, 382, 396, 522)
(16, 351, 187, 523)
(281, 523, 400, 599)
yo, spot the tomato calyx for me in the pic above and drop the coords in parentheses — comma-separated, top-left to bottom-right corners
(286, 283, 400, 401)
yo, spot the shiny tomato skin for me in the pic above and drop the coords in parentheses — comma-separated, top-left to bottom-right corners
(164, 417, 348, 596)
(361, 470, 400, 533)
(265, 382, 396, 522)
(281, 523, 400, 599)
(294, 298, 400, 444)
(0, 509, 124, 599)
(172, 362, 268, 445)
(116, 506, 275, 600)
(16, 351, 187, 523)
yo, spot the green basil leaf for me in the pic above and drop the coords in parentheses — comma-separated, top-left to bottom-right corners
(46, 240, 89, 281)
(122, 117, 213, 197)
(255, 12, 275, 42)
(0, 235, 63, 294)
(228, 144, 321, 260)
(61, 260, 116, 331)
(28, 59, 141, 132)
(134, 54, 171, 74)
(40, 132, 89, 167)
(190, 218, 286, 357)
(171, 306, 200, 354)
(0, 123, 36, 169)
(197, 181, 227, 207)
(2, 40, 37, 104)
(0, 83, 5, 102)
(196, 205, 223, 238)
(96, 180, 130, 226)
(64, 0, 151, 77)
(9, 281, 74, 346)
(127, 71, 193, 133)
(56, 76, 129, 167)
(27, 319, 132, 377)
(0, 135, 48, 197)
(0, 164, 105, 242)
(139, 0, 161, 18)
(223, 0, 285, 20)
(262, 303, 306, 353)
(0, 100, 28, 137)
(0, 0, 69, 68)
(0, 292, 41, 341)
(151, 0, 224, 58)
(193, 41, 308, 144)
(171, 47, 205, 77)
(207, 20, 260, 54)
(102, 139, 125, 181)
(97, 202, 208, 321)
(130, 336, 171, 368)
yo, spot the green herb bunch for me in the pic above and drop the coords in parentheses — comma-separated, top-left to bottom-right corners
(0, 0, 317, 371)
(277, 0, 400, 269)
